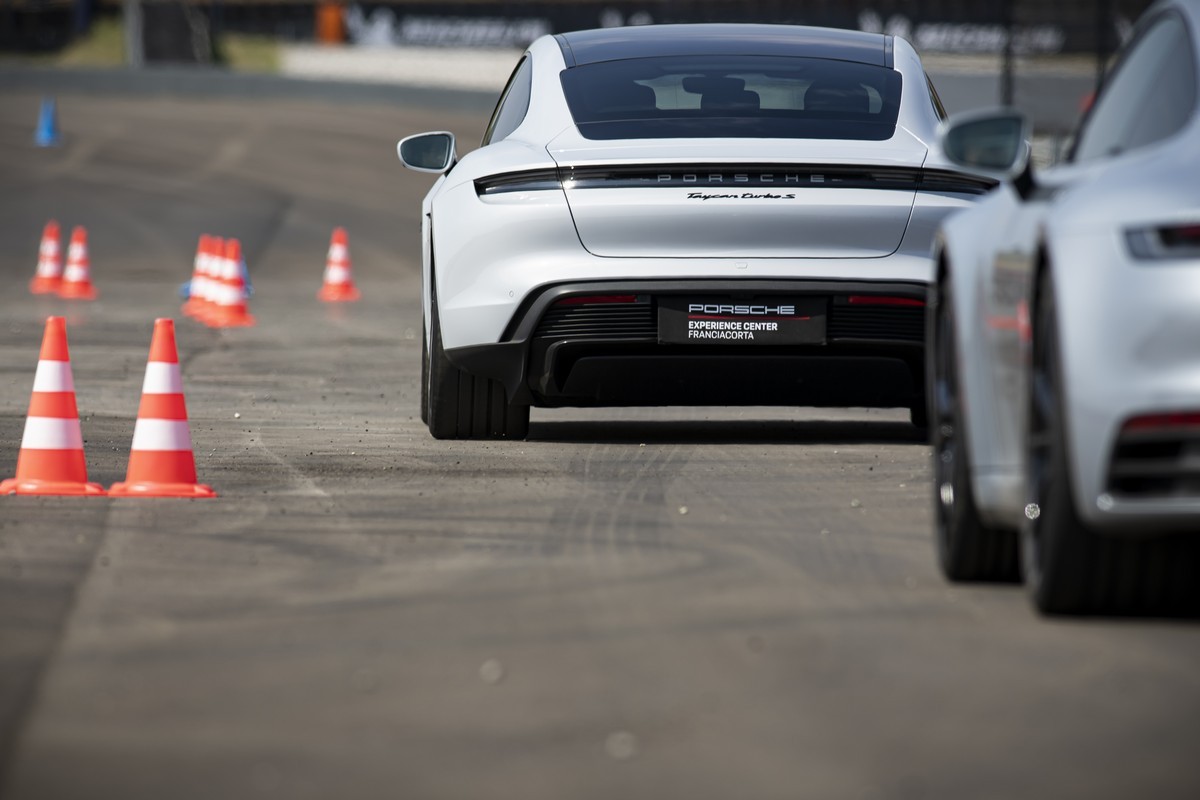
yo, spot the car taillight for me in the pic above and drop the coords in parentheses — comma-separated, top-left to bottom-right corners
(554, 294, 639, 306)
(1161, 224, 1200, 249)
(475, 169, 561, 196)
(1120, 412, 1200, 434)
(846, 295, 926, 307)
(1125, 223, 1200, 260)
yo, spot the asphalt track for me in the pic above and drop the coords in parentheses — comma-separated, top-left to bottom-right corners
(0, 85, 1198, 800)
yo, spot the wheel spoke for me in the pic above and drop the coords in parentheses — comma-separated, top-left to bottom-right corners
(932, 292, 960, 522)
(1027, 430, 1053, 452)
(934, 303, 958, 425)
(1026, 273, 1061, 575)
(1030, 372, 1056, 429)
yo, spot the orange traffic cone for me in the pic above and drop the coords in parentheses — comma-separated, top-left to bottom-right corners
(30, 220, 63, 294)
(1, 317, 106, 496)
(317, 227, 361, 302)
(192, 236, 223, 326)
(208, 238, 255, 328)
(182, 234, 212, 319)
(109, 319, 216, 498)
(58, 226, 98, 300)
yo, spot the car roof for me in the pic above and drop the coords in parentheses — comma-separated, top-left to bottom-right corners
(555, 24, 893, 69)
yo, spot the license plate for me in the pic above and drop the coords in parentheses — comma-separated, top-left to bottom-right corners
(657, 297, 827, 345)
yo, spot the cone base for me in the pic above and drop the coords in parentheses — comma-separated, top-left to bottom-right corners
(1, 477, 107, 496)
(58, 284, 98, 300)
(191, 306, 218, 325)
(208, 310, 256, 328)
(30, 277, 62, 294)
(109, 480, 217, 498)
(318, 284, 361, 302)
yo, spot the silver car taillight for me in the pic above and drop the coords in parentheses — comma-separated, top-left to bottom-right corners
(1125, 223, 1200, 260)
(474, 169, 561, 196)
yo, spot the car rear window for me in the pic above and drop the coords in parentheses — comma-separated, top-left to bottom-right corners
(560, 55, 903, 141)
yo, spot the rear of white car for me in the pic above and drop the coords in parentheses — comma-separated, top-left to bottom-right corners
(403, 24, 991, 439)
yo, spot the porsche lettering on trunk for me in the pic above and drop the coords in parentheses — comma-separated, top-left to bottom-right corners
(549, 139, 928, 259)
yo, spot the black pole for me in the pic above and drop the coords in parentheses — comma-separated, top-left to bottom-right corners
(1095, 0, 1108, 89)
(1000, 0, 1015, 106)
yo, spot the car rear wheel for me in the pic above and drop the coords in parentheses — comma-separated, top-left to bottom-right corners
(931, 274, 1019, 582)
(1023, 269, 1200, 615)
(427, 287, 529, 441)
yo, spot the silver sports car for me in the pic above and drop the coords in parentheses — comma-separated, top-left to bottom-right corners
(398, 23, 993, 440)
(929, 0, 1200, 614)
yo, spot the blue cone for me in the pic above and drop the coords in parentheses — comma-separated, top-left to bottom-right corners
(34, 97, 61, 147)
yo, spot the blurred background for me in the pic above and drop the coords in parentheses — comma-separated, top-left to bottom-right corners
(0, 1, 1156, 141)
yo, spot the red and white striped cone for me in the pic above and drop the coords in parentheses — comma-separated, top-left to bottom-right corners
(30, 220, 63, 295)
(1, 316, 106, 496)
(192, 236, 223, 326)
(182, 234, 212, 319)
(58, 225, 98, 300)
(109, 319, 216, 498)
(208, 238, 255, 328)
(317, 227, 361, 302)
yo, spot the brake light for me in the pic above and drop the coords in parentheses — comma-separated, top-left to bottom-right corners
(475, 169, 561, 196)
(554, 295, 639, 306)
(846, 295, 925, 307)
(1121, 412, 1200, 433)
(1161, 224, 1200, 249)
(1125, 223, 1200, 260)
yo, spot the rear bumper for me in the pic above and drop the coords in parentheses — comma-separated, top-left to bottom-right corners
(446, 279, 926, 409)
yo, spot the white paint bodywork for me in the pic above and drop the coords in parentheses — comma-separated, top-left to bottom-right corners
(412, 28, 978, 353)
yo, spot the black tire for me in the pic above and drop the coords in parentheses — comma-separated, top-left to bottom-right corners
(427, 287, 529, 441)
(930, 272, 1020, 583)
(419, 323, 430, 425)
(1022, 268, 1200, 615)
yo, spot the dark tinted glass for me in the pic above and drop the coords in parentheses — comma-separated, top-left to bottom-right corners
(560, 55, 903, 141)
(400, 134, 453, 171)
(1121, 21, 1196, 153)
(483, 56, 534, 145)
(1073, 14, 1197, 162)
(943, 115, 1026, 171)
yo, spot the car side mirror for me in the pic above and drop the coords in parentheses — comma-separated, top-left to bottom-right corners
(938, 108, 1034, 196)
(397, 132, 456, 174)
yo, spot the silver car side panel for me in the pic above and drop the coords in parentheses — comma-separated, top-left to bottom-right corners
(938, 197, 1026, 530)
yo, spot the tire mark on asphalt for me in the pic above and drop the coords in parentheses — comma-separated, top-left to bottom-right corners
(0, 501, 119, 791)
(245, 432, 331, 499)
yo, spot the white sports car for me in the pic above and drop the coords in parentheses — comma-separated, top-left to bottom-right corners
(398, 23, 993, 440)
(929, 0, 1200, 614)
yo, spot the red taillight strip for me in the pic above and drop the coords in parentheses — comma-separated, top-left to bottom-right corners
(846, 295, 926, 307)
(1160, 224, 1200, 248)
(554, 294, 639, 306)
(1126, 223, 1200, 259)
(475, 168, 561, 195)
(1121, 412, 1200, 433)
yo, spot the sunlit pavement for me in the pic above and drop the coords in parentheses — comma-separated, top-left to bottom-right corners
(0, 88, 1196, 800)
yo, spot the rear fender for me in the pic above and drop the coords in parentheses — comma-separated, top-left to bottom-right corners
(937, 230, 1023, 529)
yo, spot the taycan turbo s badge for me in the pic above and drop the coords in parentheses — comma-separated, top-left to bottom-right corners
(687, 191, 798, 201)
